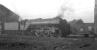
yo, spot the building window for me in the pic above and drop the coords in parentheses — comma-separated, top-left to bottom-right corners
(80, 28, 84, 32)
(88, 26, 92, 31)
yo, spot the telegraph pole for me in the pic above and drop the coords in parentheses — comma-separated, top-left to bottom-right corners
(95, 0, 97, 34)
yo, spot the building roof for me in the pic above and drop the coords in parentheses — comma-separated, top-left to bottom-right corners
(84, 23, 94, 26)
(0, 4, 19, 22)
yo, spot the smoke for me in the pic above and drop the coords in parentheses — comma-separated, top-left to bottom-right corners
(56, 4, 75, 20)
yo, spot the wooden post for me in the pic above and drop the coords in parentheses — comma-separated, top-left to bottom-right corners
(1, 16, 5, 34)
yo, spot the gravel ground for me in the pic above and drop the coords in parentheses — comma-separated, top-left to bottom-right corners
(0, 38, 97, 50)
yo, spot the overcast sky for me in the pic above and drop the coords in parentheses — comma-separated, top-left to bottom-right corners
(0, 0, 94, 23)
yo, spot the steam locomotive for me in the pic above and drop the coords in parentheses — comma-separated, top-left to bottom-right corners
(21, 18, 71, 37)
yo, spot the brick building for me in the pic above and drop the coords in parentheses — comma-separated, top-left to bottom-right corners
(70, 19, 94, 34)
(0, 4, 20, 32)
